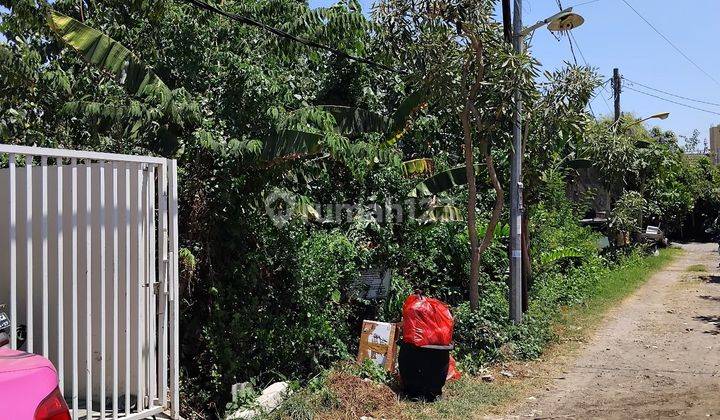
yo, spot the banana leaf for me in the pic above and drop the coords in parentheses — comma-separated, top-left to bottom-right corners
(402, 158, 434, 177)
(407, 165, 482, 197)
(390, 88, 426, 134)
(318, 105, 390, 137)
(47, 10, 171, 105)
(261, 130, 324, 162)
(421, 205, 463, 222)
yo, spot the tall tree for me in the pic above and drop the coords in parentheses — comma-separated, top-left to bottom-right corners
(375, 0, 535, 309)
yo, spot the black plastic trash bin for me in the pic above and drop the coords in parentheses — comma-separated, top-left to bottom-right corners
(398, 343, 453, 401)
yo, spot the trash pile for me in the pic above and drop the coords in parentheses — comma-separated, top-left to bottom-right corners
(357, 290, 460, 402)
(398, 291, 459, 401)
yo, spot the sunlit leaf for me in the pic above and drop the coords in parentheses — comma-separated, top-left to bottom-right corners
(408, 165, 481, 197)
(421, 205, 463, 222)
(47, 9, 171, 105)
(402, 158, 434, 177)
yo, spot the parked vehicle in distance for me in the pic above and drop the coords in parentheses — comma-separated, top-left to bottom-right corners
(0, 304, 70, 420)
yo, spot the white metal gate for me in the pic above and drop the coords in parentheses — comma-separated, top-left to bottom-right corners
(0, 144, 179, 419)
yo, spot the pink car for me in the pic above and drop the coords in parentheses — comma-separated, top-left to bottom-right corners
(0, 308, 70, 420)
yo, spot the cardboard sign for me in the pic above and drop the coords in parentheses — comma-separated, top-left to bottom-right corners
(357, 320, 398, 372)
(358, 268, 391, 299)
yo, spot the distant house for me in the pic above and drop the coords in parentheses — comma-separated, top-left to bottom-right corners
(566, 166, 611, 220)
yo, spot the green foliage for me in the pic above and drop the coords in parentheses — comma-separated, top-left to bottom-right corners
(609, 191, 646, 234)
(422, 205, 464, 222)
(47, 9, 171, 105)
(224, 382, 260, 417)
(407, 165, 481, 198)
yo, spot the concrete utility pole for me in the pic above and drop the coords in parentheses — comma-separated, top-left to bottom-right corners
(509, 0, 524, 324)
(505, 1, 583, 324)
(613, 68, 622, 122)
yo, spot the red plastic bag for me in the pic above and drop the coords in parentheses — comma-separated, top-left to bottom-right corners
(402, 293, 453, 347)
(446, 355, 461, 381)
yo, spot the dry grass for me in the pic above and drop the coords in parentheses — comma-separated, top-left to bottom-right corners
(316, 372, 409, 420)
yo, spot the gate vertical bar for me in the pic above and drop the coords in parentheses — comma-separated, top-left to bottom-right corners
(71, 158, 79, 420)
(9, 154, 17, 349)
(157, 163, 168, 408)
(124, 163, 131, 417)
(85, 162, 93, 416)
(168, 159, 179, 419)
(25, 155, 33, 353)
(56, 158, 64, 393)
(137, 164, 146, 412)
(148, 166, 157, 406)
(41, 156, 49, 357)
(99, 162, 106, 420)
(112, 163, 119, 419)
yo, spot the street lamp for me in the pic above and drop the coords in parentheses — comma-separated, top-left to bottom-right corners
(522, 8, 585, 37)
(626, 112, 670, 129)
(507, 2, 585, 324)
(612, 112, 670, 133)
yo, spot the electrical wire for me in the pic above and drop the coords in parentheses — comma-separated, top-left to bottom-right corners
(568, 31, 589, 67)
(555, 0, 596, 116)
(568, 0, 603, 7)
(591, 79, 613, 115)
(180, 0, 405, 74)
(623, 77, 720, 108)
(624, 85, 720, 117)
(564, 27, 609, 117)
(619, 0, 720, 89)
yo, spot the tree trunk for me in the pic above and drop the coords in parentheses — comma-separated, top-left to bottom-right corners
(462, 107, 480, 311)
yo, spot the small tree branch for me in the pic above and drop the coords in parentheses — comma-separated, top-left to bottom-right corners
(466, 34, 503, 256)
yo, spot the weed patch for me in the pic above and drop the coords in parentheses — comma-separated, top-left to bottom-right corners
(687, 264, 707, 272)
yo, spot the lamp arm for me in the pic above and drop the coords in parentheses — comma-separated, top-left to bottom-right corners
(519, 7, 573, 37)
(626, 117, 651, 129)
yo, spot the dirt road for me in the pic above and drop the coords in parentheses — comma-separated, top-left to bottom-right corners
(509, 243, 720, 419)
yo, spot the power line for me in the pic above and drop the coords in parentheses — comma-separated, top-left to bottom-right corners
(623, 77, 720, 108)
(568, 31, 589, 68)
(569, 0, 603, 7)
(180, 0, 404, 74)
(619, 0, 720, 89)
(624, 85, 720, 117)
(591, 81, 613, 115)
(563, 29, 598, 116)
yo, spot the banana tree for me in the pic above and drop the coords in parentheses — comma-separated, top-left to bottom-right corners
(260, 89, 467, 222)
(47, 10, 171, 105)
(46, 9, 191, 155)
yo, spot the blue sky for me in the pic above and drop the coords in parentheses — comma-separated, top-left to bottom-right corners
(3, 1, 719, 141)
(309, 0, 720, 142)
